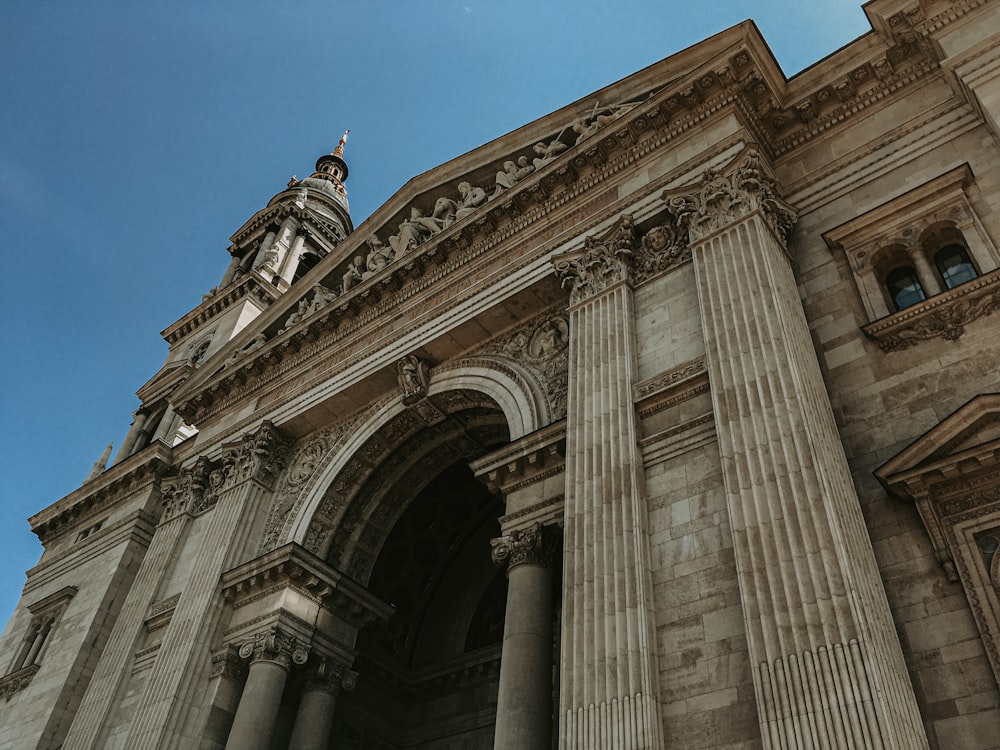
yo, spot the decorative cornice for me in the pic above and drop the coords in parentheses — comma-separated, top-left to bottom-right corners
(29, 444, 172, 543)
(0, 664, 40, 701)
(635, 356, 707, 401)
(221, 542, 394, 630)
(162, 274, 280, 346)
(861, 268, 1000, 351)
(471, 421, 566, 496)
(173, 12, 958, 422)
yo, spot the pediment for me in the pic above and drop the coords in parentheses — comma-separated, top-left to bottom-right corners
(875, 393, 1000, 499)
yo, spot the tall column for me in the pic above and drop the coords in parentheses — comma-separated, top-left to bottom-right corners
(287, 656, 356, 750)
(552, 216, 664, 750)
(62, 456, 190, 750)
(667, 147, 928, 749)
(122, 423, 291, 749)
(490, 523, 556, 750)
(225, 629, 306, 750)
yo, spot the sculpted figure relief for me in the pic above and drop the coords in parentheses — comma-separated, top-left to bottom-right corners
(307, 283, 337, 315)
(397, 354, 429, 404)
(532, 137, 569, 170)
(454, 181, 487, 221)
(389, 207, 434, 257)
(364, 235, 393, 278)
(341, 255, 365, 293)
(431, 196, 459, 229)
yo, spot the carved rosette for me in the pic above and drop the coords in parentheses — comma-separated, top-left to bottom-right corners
(553, 215, 638, 304)
(303, 655, 358, 695)
(237, 628, 308, 669)
(491, 523, 559, 572)
(219, 422, 292, 492)
(664, 148, 796, 248)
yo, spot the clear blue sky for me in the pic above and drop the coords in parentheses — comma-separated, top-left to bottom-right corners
(0, 1, 870, 626)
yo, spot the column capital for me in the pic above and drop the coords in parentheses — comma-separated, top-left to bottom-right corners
(217, 421, 292, 492)
(160, 456, 214, 521)
(491, 522, 559, 572)
(663, 146, 796, 247)
(302, 655, 357, 695)
(552, 214, 637, 304)
(238, 627, 308, 670)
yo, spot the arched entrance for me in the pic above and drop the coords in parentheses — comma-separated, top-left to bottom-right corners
(302, 388, 513, 749)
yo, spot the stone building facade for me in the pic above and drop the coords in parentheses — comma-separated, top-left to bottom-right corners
(2, 1, 1000, 748)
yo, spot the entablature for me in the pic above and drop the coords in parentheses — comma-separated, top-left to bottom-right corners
(161, 273, 280, 347)
(171, 6, 966, 426)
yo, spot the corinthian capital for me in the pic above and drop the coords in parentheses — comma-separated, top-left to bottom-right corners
(159, 456, 214, 521)
(218, 421, 291, 491)
(552, 214, 637, 304)
(491, 523, 559, 571)
(663, 147, 796, 247)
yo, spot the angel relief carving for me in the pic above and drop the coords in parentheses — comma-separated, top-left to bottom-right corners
(397, 355, 429, 405)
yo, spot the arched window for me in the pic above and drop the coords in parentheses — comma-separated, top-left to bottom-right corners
(885, 266, 926, 310)
(934, 243, 978, 289)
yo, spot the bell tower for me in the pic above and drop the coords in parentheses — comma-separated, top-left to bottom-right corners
(113, 136, 354, 465)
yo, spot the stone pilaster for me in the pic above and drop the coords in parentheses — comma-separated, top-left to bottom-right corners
(61, 463, 199, 750)
(224, 628, 307, 750)
(671, 146, 928, 749)
(491, 523, 557, 750)
(121, 422, 291, 750)
(287, 655, 356, 750)
(553, 218, 664, 749)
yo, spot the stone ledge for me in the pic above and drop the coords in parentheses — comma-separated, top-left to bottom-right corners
(0, 664, 39, 701)
(862, 268, 1000, 352)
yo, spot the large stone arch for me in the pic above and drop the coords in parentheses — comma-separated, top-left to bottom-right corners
(281, 358, 546, 555)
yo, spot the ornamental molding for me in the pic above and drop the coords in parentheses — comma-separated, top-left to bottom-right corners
(862, 268, 1000, 351)
(0, 664, 40, 702)
(174, 7, 953, 423)
(162, 274, 281, 347)
(29, 445, 172, 544)
(222, 542, 394, 630)
(635, 356, 707, 401)
(663, 146, 796, 248)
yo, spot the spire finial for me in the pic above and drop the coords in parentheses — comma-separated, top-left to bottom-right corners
(333, 130, 350, 157)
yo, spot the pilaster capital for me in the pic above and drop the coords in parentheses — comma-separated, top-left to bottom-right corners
(663, 147, 796, 248)
(491, 522, 559, 572)
(237, 627, 308, 669)
(159, 456, 214, 521)
(552, 214, 637, 304)
(302, 655, 358, 695)
(218, 421, 292, 492)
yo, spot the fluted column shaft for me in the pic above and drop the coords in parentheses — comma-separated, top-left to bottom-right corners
(553, 216, 664, 750)
(491, 524, 555, 750)
(677, 150, 928, 749)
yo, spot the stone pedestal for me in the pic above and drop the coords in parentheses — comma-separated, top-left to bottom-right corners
(491, 524, 555, 750)
(670, 147, 928, 749)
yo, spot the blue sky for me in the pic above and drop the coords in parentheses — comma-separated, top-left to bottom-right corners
(0, 1, 871, 626)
